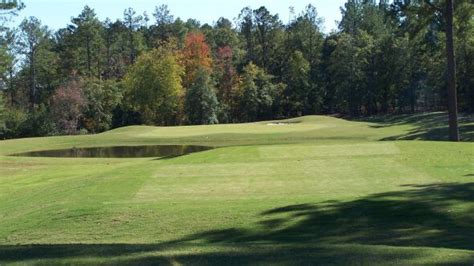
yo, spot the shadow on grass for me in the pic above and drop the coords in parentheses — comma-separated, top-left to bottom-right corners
(0, 244, 428, 265)
(1, 183, 473, 264)
(116, 246, 424, 265)
(181, 182, 474, 250)
(355, 112, 474, 141)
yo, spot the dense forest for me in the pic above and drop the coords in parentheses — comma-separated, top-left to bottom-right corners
(0, 0, 473, 138)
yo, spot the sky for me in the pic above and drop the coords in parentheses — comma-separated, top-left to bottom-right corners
(12, 0, 347, 33)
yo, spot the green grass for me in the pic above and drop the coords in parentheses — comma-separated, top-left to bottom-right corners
(0, 112, 473, 265)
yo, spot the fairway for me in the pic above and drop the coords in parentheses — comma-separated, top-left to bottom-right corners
(1, 113, 473, 265)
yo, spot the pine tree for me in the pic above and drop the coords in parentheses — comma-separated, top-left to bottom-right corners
(70, 6, 105, 78)
(185, 67, 219, 125)
(16, 17, 50, 111)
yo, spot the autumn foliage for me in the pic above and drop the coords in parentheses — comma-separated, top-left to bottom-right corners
(181, 32, 213, 88)
(215, 46, 236, 104)
(50, 76, 87, 134)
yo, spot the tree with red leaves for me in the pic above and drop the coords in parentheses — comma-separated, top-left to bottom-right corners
(181, 32, 212, 88)
(50, 75, 87, 134)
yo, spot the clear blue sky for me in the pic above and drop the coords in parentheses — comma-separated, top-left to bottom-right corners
(13, 0, 347, 32)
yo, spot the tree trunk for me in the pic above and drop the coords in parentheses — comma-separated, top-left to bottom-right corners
(86, 35, 91, 76)
(445, 0, 460, 141)
(29, 50, 36, 112)
(129, 29, 135, 64)
(8, 65, 15, 105)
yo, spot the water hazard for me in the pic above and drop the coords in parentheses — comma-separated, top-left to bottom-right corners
(11, 145, 214, 158)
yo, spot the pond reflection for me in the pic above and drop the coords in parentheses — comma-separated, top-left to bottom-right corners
(12, 145, 214, 158)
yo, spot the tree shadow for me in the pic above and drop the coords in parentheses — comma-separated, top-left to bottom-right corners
(1, 183, 473, 264)
(0, 243, 425, 265)
(119, 246, 423, 265)
(0, 244, 168, 261)
(180, 182, 474, 251)
(354, 112, 474, 141)
(381, 124, 474, 141)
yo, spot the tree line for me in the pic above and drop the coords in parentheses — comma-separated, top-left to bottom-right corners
(0, 0, 472, 138)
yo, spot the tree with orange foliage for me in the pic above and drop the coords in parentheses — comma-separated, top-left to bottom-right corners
(181, 32, 212, 88)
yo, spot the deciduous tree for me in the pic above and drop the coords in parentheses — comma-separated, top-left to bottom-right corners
(50, 75, 87, 134)
(181, 32, 212, 88)
(123, 47, 184, 125)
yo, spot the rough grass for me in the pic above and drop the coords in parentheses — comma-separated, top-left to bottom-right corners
(0, 112, 473, 265)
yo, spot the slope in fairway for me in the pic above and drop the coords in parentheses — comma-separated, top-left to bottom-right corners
(0, 113, 473, 265)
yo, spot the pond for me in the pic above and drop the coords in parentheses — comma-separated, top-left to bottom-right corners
(11, 145, 214, 158)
